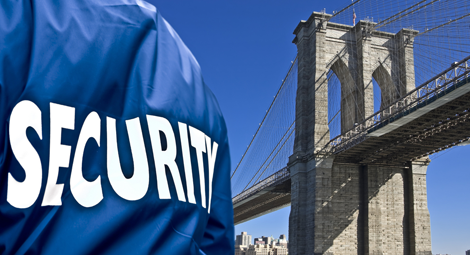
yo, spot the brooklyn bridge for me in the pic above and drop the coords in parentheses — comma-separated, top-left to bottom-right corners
(230, 0, 470, 254)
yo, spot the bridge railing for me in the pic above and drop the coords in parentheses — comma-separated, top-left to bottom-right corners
(232, 167, 290, 205)
(323, 55, 470, 154)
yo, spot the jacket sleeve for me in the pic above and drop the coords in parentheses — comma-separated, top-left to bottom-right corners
(200, 134, 235, 255)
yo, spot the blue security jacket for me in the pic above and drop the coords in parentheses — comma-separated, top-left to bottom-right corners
(0, 1, 234, 254)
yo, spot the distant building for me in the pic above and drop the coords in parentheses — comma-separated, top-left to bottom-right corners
(254, 238, 265, 245)
(274, 234, 288, 248)
(236, 232, 252, 247)
(235, 245, 247, 255)
(261, 236, 273, 246)
(246, 244, 270, 255)
(466, 250, 470, 255)
(235, 233, 288, 255)
(271, 246, 288, 255)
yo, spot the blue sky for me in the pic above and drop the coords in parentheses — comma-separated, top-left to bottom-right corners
(149, 1, 470, 253)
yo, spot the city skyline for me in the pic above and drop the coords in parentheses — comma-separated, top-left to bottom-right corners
(235, 231, 288, 255)
(235, 231, 289, 245)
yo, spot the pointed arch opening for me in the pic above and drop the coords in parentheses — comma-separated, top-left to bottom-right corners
(372, 64, 399, 111)
(327, 57, 357, 139)
(372, 77, 381, 113)
(328, 70, 341, 140)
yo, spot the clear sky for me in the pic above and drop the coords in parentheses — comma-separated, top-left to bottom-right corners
(149, 1, 469, 253)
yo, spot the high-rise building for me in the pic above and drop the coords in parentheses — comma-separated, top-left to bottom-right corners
(254, 238, 265, 245)
(466, 250, 470, 255)
(236, 232, 252, 247)
(277, 234, 288, 247)
(261, 236, 273, 246)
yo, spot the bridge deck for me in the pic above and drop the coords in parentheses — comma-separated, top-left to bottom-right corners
(335, 77, 470, 165)
(233, 179, 290, 225)
(233, 168, 291, 225)
(233, 77, 470, 224)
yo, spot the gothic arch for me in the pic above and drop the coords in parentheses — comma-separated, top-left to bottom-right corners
(329, 57, 357, 133)
(372, 64, 398, 110)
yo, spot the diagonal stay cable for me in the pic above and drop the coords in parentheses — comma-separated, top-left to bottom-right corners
(328, 109, 341, 126)
(241, 124, 296, 193)
(373, 0, 429, 29)
(416, 13, 470, 37)
(231, 56, 298, 180)
(375, 0, 440, 30)
(324, 55, 470, 153)
(329, 0, 361, 20)
(240, 121, 295, 192)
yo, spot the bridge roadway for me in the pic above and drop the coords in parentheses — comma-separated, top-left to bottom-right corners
(233, 73, 470, 225)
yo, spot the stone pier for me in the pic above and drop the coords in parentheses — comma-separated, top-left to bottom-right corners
(289, 12, 431, 255)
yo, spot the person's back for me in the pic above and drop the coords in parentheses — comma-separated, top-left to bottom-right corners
(0, 1, 234, 254)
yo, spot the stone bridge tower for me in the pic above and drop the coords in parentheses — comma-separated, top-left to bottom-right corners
(288, 12, 431, 254)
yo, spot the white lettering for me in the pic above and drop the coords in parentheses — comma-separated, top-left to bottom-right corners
(147, 115, 186, 202)
(178, 122, 196, 204)
(205, 136, 218, 213)
(189, 126, 206, 208)
(42, 103, 74, 206)
(7, 100, 43, 208)
(6, 100, 220, 209)
(70, 112, 103, 207)
(107, 117, 149, 201)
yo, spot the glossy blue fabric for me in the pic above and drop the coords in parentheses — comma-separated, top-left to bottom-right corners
(0, 1, 234, 254)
